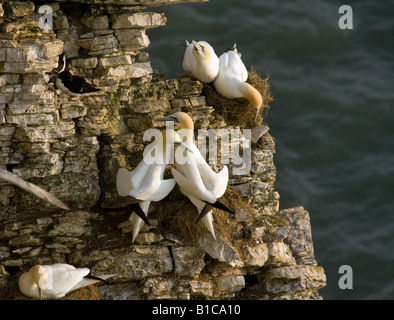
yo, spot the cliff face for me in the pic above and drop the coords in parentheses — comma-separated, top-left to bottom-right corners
(0, 0, 326, 300)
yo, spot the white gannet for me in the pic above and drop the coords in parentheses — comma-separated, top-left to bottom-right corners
(18, 264, 113, 300)
(109, 129, 191, 243)
(56, 55, 100, 96)
(157, 112, 234, 240)
(183, 40, 220, 83)
(0, 168, 69, 211)
(213, 44, 263, 119)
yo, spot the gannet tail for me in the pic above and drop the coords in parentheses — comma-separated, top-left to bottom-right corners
(202, 199, 235, 215)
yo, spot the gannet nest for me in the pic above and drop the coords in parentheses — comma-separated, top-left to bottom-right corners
(154, 186, 255, 245)
(203, 67, 273, 128)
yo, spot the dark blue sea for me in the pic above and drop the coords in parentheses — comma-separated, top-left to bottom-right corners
(146, 0, 394, 299)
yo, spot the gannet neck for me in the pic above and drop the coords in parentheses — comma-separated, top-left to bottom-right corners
(157, 128, 185, 165)
(174, 112, 195, 147)
(240, 82, 263, 113)
(131, 201, 150, 243)
(30, 265, 47, 288)
(177, 112, 194, 131)
(192, 41, 211, 61)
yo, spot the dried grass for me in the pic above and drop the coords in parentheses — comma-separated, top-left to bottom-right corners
(65, 285, 101, 300)
(153, 186, 254, 245)
(203, 67, 273, 128)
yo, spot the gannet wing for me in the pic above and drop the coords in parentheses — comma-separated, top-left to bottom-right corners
(197, 163, 228, 199)
(226, 51, 248, 82)
(149, 179, 176, 202)
(130, 201, 150, 243)
(46, 264, 76, 272)
(171, 167, 216, 203)
(130, 212, 145, 243)
(116, 168, 135, 197)
(212, 165, 229, 198)
(196, 203, 213, 223)
(196, 157, 216, 187)
(131, 178, 176, 202)
(182, 40, 196, 74)
(0, 168, 69, 211)
(129, 162, 176, 202)
(187, 195, 216, 240)
(201, 211, 216, 240)
(61, 268, 95, 293)
(45, 265, 90, 296)
(130, 203, 150, 226)
(116, 141, 157, 196)
(116, 158, 151, 196)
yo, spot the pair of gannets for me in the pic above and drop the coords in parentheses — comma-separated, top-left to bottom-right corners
(158, 112, 233, 240)
(112, 129, 191, 243)
(112, 113, 233, 241)
(18, 263, 113, 299)
(183, 41, 262, 118)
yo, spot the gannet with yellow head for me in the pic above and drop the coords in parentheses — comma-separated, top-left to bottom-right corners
(213, 44, 263, 119)
(183, 40, 220, 83)
(157, 112, 234, 240)
(18, 264, 113, 299)
(110, 129, 191, 242)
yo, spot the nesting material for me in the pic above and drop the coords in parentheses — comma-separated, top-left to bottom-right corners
(154, 186, 253, 245)
(65, 285, 101, 300)
(204, 67, 272, 128)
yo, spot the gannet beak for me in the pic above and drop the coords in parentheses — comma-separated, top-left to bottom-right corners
(192, 40, 203, 52)
(38, 287, 43, 300)
(174, 141, 193, 154)
(156, 116, 179, 124)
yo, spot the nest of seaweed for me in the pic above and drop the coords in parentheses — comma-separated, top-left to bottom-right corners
(203, 67, 273, 128)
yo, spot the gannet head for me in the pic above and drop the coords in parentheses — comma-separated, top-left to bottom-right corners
(192, 40, 211, 61)
(159, 128, 192, 154)
(228, 43, 242, 58)
(29, 265, 47, 300)
(156, 112, 194, 131)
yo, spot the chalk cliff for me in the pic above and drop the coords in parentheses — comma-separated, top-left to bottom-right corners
(0, 0, 326, 300)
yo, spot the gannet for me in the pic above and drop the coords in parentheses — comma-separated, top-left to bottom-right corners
(18, 264, 113, 300)
(56, 55, 100, 96)
(157, 112, 234, 240)
(213, 44, 263, 119)
(183, 40, 220, 83)
(109, 129, 192, 243)
(0, 168, 69, 211)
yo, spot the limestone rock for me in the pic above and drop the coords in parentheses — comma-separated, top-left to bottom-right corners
(111, 12, 166, 29)
(0, 0, 325, 301)
(263, 265, 326, 299)
(172, 246, 205, 277)
(3, 1, 35, 18)
(214, 274, 245, 297)
(277, 207, 317, 265)
(242, 243, 269, 269)
(196, 234, 243, 268)
(90, 246, 173, 282)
